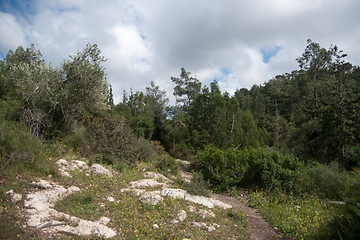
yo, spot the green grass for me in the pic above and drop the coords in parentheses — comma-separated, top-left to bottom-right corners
(248, 191, 341, 239)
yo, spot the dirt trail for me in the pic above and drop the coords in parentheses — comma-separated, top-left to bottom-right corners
(177, 160, 282, 240)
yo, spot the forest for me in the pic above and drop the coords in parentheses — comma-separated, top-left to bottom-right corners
(1, 40, 359, 239)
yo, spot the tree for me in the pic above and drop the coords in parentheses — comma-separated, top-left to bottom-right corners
(61, 43, 111, 126)
(171, 68, 201, 153)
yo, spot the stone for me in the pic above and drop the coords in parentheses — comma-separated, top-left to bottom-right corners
(97, 216, 111, 225)
(23, 179, 116, 238)
(67, 186, 81, 194)
(161, 188, 232, 209)
(139, 193, 163, 205)
(188, 206, 196, 212)
(129, 179, 166, 189)
(107, 196, 115, 202)
(191, 221, 217, 232)
(177, 210, 187, 222)
(144, 172, 171, 183)
(175, 159, 191, 165)
(229, 209, 239, 217)
(153, 224, 160, 229)
(91, 164, 113, 177)
(197, 209, 215, 219)
(5, 190, 22, 203)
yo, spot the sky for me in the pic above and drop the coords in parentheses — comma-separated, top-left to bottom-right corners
(1, 0, 360, 104)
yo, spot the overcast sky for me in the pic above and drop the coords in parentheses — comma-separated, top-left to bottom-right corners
(1, 0, 360, 104)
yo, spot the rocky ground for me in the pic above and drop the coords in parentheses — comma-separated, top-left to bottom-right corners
(5, 158, 282, 239)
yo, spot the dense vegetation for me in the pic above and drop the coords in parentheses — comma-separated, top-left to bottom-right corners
(1, 40, 359, 239)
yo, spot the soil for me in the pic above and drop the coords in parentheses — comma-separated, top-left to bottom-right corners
(177, 160, 283, 240)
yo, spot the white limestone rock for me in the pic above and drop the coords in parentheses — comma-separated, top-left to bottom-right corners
(139, 193, 163, 206)
(144, 172, 171, 183)
(5, 189, 22, 203)
(91, 164, 113, 177)
(129, 179, 166, 189)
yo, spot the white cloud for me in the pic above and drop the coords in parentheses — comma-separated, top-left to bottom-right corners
(1, 0, 359, 103)
(0, 12, 26, 52)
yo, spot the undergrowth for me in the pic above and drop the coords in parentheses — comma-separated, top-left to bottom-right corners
(248, 191, 341, 239)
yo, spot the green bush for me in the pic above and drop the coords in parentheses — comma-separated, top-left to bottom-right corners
(243, 148, 302, 193)
(296, 162, 347, 200)
(194, 146, 250, 191)
(0, 119, 45, 170)
(194, 146, 301, 192)
(154, 154, 179, 176)
(62, 126, 94, 156)
(310, 171, 360, 240)
(84, 115, 160, 167)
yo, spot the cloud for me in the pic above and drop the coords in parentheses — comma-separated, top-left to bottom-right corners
(1, 0, 359, 104)
(0, 12, 26, 53)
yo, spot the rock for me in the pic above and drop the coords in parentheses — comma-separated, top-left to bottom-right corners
(120, 188, 146, 195)
(129, 179, 166, 189)
(191, 221, 217, 232)
(91, 164, 113, 177)
(56, 159, 89, 177)
(207, 224, 216, 232)
(153, 224, 160, 229)
(161, 188, 232, 209)
(144, 172, 171, 183)
(67, 186, 81, 194)
(188, 206, 196, 212)
(97, 216, 111, 225)
(107, 196, 115, 202)
(71, 160, 89, 170)
(229, 209, 239, 217)
(5, 190, 22, 203)
(175, 159, 191, 165)
(177, 210, 187, 222)
(23, 179, 117, 238)
(139, 193, 163, 205)
(197, 209, 215, 219)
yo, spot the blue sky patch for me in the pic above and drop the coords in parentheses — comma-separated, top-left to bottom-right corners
(260, 45, 282, 63)
(220, 67, 232, 75)
(0, 0, 37, 16)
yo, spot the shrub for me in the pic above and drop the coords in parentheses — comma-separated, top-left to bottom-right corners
(182, 171, 211, 197)
(243, 148, 302, 193)
(84, 115, 160, 167)
(194, 146, 301, 192)
(194, 146, 249, 191)
(0, 119, 45, 170)
(154, 154, 179, 176)
(296, 162, 347, 200)
(62, 126, 94, 156)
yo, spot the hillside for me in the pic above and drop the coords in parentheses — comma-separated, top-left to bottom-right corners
(2, 155, 281, 239)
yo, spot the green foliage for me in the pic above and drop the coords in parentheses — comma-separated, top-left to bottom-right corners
(194, 146, 250, 191)
(194, 146, 302, 192)
(0, 119, 45, 170)
(182, 171, 211, 197)
(84, 115, 159, 167)
(248, 191, 340, 240)
(295, 162, 347, 200)
(311, 171, 360, 240)
(154, 154, 179, 176)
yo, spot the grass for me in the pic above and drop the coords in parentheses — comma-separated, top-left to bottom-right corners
(248, 191, 341, 240)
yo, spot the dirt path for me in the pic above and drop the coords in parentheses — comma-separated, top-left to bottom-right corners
(177, 160, 282, 240)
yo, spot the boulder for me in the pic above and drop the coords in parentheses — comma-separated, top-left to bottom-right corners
(139, 193, 163, 205)
(129, 179, 166, 189)
(91, 164, 113, 177)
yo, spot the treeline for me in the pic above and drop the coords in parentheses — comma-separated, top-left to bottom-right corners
(116, 40, 360, 169)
